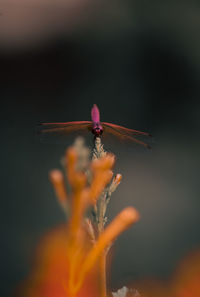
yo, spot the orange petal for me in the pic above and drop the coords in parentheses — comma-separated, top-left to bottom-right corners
(76, 207, 140, 291)
(49, 170, 67, 203)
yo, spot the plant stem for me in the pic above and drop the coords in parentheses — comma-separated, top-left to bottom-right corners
(92, 137, 108, 297)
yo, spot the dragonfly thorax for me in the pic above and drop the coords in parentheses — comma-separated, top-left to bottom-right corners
(92, 123, 103, 137)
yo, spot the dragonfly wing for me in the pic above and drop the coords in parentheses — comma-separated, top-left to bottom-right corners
(38, 121, 92, 134)
(39, 121, 92, 129)
(102, 122, 151, 137)
(102, 124, 151, 149)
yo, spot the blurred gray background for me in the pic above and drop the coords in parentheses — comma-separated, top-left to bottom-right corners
(0, 0, 200, 296)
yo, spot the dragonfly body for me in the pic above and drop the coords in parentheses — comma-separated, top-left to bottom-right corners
(40, 104, 151, 148)
(91, 104, 103, 137)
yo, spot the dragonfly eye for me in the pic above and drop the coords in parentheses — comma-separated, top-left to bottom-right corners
(92, 127, 103, 137)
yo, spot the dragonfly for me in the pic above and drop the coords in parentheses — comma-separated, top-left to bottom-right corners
(39, 104, 151, 148)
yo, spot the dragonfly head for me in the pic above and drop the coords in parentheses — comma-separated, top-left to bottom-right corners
(92, 126, 103, 137)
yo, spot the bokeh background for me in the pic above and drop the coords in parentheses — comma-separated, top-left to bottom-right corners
(1, 0, 200, 296)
